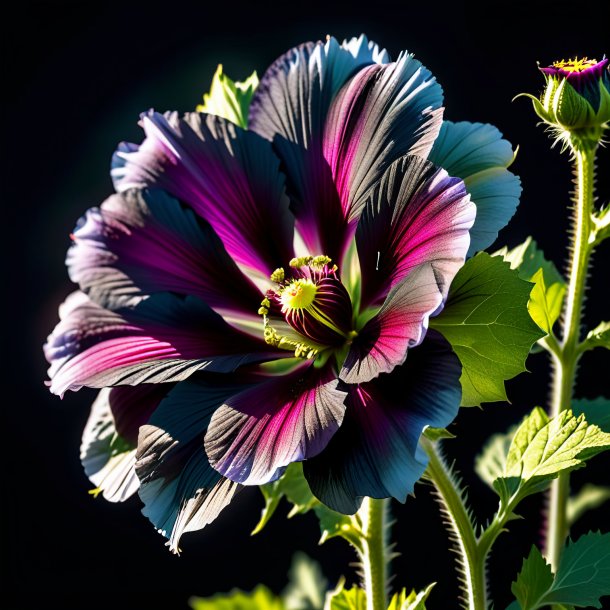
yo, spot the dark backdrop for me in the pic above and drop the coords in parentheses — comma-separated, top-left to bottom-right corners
(3, 1, 609, 609)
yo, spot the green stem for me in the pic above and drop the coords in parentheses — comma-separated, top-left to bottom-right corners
(422, 438, 487, 610)
(358, 497, 389, 610)
(545, 145, 596, 572)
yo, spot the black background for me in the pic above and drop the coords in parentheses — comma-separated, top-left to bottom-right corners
(3, 1, 610, 609)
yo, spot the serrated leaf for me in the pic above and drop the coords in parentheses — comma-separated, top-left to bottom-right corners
(190, 585, 284, 610)
(196, 64, 258, 127)
(253, 463, 318, 534)
(324, 581, 366, 610)
(494, 237, 566, 337)
(387, 584, 435, 609)
(581, 321, 610, 352)
(493, 407, 610, 506)
(510, 545, 554, 610)
(430, 252, 545, 406)
(494, 236, 564, 287)
(567, 484, 610, 527)
(475, 426, 515, 489)
(282, 552, 327, 610)
(509, 533, 610, 609)
(423, 426, 455, 441)
(572, 398, 610, 432)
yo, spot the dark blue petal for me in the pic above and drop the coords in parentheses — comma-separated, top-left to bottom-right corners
(68, 188, 262, 316)
(428, 121, 521, 256)
(136, 378, 247, 551)
(303, 330, 461, 513)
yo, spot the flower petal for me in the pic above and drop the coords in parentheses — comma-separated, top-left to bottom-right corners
(80, 385, 169, 502)
(45, 291, 274, 395)
(340, 263, 444, 384)
(428, 121, 521, 255)
(356, 155, 476, 308)
(136, 378, 244, 552)
(323, 53, 444, 227)
(68, 189, 262, 316)
(303, 331, 461, 513)
(112, 112, 294, 278)
(204, 364, 347, 485)
(248, 36, 388, 261)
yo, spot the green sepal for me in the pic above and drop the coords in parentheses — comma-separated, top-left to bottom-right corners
(387, 584, 435, 609)
(197, 64, 258, 128)
(430, 252, 545, 406)
(324, 580, 366, 610)
(253, 463, 362, 549)
(508, 532, 610, 609)
(252, 463, 318, 534)
(190, 585, 285, 610)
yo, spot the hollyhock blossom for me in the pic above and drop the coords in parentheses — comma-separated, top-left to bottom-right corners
(45, 35, 521, 551)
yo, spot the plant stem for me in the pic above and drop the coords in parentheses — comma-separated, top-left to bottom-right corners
(545, 144, 596, 571)
(422, 438, 487, 610)
(359, 497, 389, 610)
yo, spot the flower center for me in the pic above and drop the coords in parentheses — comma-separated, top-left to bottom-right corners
(552, 57, 598, 73)
(258, 255, 355, 359)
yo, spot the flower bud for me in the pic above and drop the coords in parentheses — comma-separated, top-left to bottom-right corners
(522, 57, 610, 149)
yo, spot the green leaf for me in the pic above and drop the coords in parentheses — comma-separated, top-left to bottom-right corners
(494, 236, 563, 287)
(509, 533, 610, 609)
(282, 552, 327, 610)
(387, 584, 435, 609)
(527, 269, 566, 334)
(190, 585, 284, 610)
(580, 321, 610, 353)
(493, 407, 610, 506)
(423, 426, 456, 441)
(197, 64, 258, 128)
(253, 463, 318, 534)
(593, 203, 610, 245)
(324, 581, 366, 610)
(567, 484, 610, 527)
(511, 545, 554, 610)
(475, 426, 515, 489)
(254, 463, 362, 549)
(494, 237, 566, 337)
(430, 252, 545, 406)
(572, 398, 610, 432)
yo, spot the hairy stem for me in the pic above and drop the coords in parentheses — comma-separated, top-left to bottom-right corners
(422, 438, 486, 610)
(545, 145, 596, 571)
(358, 497, 390, 610)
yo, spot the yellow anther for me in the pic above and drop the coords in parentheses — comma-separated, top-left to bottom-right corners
(258, 306, 268, 315)
(270, 268, 285, 283)
(552, 57, 597, 73)
(261, 297, 271, 308)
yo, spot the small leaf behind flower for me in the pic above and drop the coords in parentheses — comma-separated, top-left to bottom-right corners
(254, 463, 361, 549)
(283, 553, 327, 610)
(324, 581, 366, 610)
(430, 253, 545, 406)
(190, 585, 284, 610)
(197, 64, 259, 128)
(509, 532, 610, 609)
(387, 583, 435, 609)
